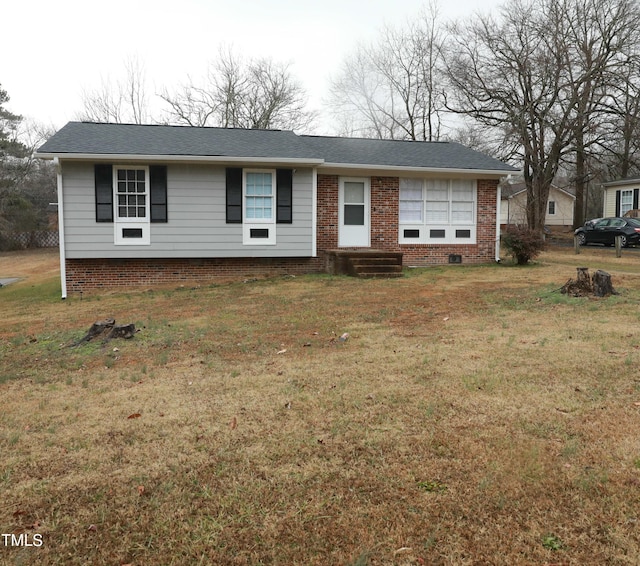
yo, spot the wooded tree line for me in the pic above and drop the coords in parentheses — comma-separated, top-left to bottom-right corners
(3, 0, 640, 239)
(329, 0, 640, 230)
(0, 86, 56, 250)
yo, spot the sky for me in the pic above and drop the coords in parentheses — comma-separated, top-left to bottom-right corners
(3, 0, 502, 136)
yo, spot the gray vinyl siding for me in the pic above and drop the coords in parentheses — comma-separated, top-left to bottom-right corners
(61, 161, 314, 259)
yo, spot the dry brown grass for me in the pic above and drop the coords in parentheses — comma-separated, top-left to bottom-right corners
(1, 247, 640, 565)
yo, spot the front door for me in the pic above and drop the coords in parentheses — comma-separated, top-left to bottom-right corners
(338, 177, 370, 247)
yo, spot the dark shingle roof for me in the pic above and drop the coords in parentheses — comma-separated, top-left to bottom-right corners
(300, 134, 515, 172)
(37, 122, 316, 159)
(37, 122, 516, 173)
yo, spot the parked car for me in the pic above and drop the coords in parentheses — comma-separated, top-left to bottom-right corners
(575, 217, 640, 247)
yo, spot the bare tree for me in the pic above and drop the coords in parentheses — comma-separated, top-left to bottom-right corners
(594, 53, 640, 180)
(161, 48, 315, 131)
(329, 2, 447, 140)
(78, 56, 150, 124)
(560, 0, 640, 226)
(445, 0, 640, 233)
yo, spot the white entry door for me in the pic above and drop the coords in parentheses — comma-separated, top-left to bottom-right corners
(339, 178, 370, 247)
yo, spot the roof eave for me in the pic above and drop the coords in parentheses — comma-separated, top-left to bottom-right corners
(602, 178, 640, 188)
(319, 162, 518, 177)
(35, 152, 325, 166)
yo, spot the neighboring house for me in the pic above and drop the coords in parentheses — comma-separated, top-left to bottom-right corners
(500, 182, 576, 230)
(36, 122, 516, 297)
(602, 177, 640, 218)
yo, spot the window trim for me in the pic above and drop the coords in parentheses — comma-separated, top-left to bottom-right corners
(243, 168, 276, 245)
(399, 178, 477, 244)
(620, 189, 634, 217)
(113, 165, 151, 246)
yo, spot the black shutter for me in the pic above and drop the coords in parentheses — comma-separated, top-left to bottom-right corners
(634, 189, 639, 210)
(615, 190, 621, 217)
(276, 169, 293, 224)
(150, 165, 168, 223)
(226, 168, 243, 223)
(95, 164, 113, 222)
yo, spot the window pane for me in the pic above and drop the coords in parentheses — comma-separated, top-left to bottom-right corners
(426, 180, 448, 200)
(400, 178, 422, 195)
(451, 180, 474, 200)
(452, 201, 473, 222)
(245, 172, 274, 220)
(426, 201, 448, 222)
(400, 179, 423, 223)
(399, 201, 423, 222)
(246, 172, 272, 196)
(344, 182, 364, 204)
(344, 204, 365, 225)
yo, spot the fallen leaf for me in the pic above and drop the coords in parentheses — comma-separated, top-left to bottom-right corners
(277, 348, 287, 354)
(137, 485, 145, 496)
(87, 524, 97, 532)
(634, 402, 640, 407)
(230, 416, 237, 430)
(443, 316, 450, 321)
(127, 413, 141, 419)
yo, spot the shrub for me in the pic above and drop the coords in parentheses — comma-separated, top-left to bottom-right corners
(502, 225, 546, 265)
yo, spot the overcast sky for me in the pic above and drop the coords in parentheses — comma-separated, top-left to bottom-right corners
(4, 0, 501, 135)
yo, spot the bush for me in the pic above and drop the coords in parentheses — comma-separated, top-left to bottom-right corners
(502, 226, 546, 265)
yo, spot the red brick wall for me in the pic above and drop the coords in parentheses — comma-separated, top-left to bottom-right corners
(316, 174, 339, 252)
(316, 174, 498, 266)
(66, 257, 323, 293)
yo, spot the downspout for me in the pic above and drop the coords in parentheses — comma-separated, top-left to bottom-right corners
(495, 182, 502, 262)
(311, 167, 317, 257)
(54, 157, 67, 299)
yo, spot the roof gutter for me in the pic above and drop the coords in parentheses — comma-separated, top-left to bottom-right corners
(35, 152, 325, 167)
(319, 162, 517, 177)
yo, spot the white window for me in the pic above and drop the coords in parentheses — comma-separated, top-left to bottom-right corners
(621, 190, 633, 216)
(399, 178, 477, 244)
(114, 166, 150, 245)
(243, 169, 276, 245)
(399, 178, 423, 223)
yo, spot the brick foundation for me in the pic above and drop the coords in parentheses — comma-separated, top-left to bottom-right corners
(65, 256, 323, 293)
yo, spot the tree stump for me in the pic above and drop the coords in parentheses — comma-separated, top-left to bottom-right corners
(76, 318, 116, 344)
(592, 269, 617, 297)
(71, 318, 136, 346)
(560, 267, 617, 297)
(576, 267, 590, 287)
(561, 267, 592, 296)
(107, 324, 136, 340)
